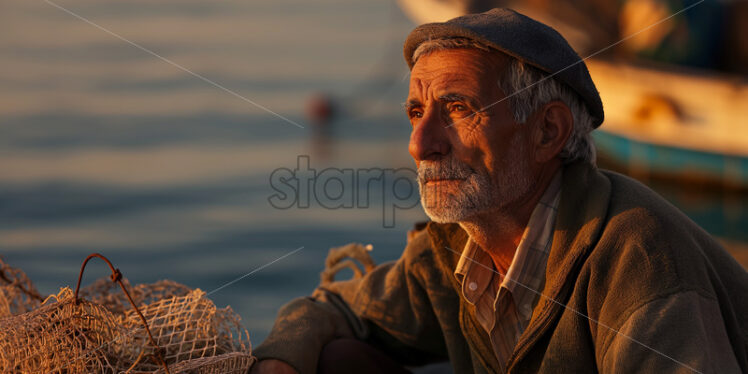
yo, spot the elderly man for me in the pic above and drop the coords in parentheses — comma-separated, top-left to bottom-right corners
(252, 8, 748, 374)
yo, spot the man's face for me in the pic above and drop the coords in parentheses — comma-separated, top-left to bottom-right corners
(406, 48, 535, 223)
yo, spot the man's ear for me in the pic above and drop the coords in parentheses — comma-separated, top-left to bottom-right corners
(531, 101, 573, 163)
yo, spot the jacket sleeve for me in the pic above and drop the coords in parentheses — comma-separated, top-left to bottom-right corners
(599, 290, 742, 373)
(253, 235, 448, 374)
(251, 286, 367, 374)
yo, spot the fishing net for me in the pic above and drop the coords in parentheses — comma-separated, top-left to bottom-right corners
(0, 257, 43, 318)
(0, 255, 256, 374)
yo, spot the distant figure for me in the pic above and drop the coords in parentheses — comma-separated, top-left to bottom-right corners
(305, 92, 335, 160)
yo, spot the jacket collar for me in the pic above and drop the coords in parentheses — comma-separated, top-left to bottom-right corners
(539, 161, 611, 316)
(509, 161, 611, 370)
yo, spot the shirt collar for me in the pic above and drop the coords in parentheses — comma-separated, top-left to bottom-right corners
(454, 238, 494, 304)
(502, 170, 562, 318)
(453, 169, 563, 312)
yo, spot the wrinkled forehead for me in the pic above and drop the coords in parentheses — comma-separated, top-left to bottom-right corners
(408, 48, 509, 100)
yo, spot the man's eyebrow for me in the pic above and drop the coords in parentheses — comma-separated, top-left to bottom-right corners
(438, 93, 479, 108)
(403, 99, 421, 110)
(403, 95, 481, 110)
(438, 93, 467, 102)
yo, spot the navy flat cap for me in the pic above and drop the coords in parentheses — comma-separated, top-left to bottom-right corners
(404, 8, 604, 128)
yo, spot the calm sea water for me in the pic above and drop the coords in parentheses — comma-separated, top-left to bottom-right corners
(1, 0, 745, 345)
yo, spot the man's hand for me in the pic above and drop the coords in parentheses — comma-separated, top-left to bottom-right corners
(251, 359, 298, 374)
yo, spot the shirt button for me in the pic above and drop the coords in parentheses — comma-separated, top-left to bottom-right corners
(468, 282, 478, 291)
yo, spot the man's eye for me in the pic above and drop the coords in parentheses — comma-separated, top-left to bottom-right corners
(409, 110, 423, 119)
(450, 104, 467, 112)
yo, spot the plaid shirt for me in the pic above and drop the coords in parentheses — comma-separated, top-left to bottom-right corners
(454, 171, 562, 372)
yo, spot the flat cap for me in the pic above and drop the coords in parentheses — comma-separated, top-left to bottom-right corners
(404, 8, 604, 128)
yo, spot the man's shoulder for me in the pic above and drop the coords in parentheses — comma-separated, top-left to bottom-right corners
(586, 168, 744, 297)
(560, 165, 715, 270)
(402, 222, 453, 264)
(577, 169, 748, 350)
(601, 169, 695, 225)
(598, 168, 714, 247)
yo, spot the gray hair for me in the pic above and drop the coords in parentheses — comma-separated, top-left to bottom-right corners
(412, 38, 596, 165)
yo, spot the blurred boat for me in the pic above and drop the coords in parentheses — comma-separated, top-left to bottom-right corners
(588, 59, 748, 188)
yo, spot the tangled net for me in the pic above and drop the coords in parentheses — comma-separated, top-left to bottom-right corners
(0, 255, 256, 374)
(0, 257, 43, 318)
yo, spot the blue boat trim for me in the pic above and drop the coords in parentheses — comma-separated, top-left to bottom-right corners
(593, 130, 748, 186)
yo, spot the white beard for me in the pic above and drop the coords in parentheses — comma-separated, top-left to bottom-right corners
(417, 138, 533, 223)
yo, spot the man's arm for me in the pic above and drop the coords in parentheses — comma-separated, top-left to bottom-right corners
(251, 359, 297, 374)
(252, 235, 449, 374)
(251, 285, 366, 373)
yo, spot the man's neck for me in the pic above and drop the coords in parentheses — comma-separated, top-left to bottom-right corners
(459, 161, 561, 273)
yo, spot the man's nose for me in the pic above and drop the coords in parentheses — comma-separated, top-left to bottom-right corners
(409, 109, 451, 162)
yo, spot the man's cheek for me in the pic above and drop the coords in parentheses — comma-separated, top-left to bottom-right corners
(455, 113, 488, 137)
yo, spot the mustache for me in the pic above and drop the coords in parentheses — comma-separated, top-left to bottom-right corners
(417, 157, 474, 183)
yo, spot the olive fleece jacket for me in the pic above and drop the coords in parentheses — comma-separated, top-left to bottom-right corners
(254, 162, 748, 373)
